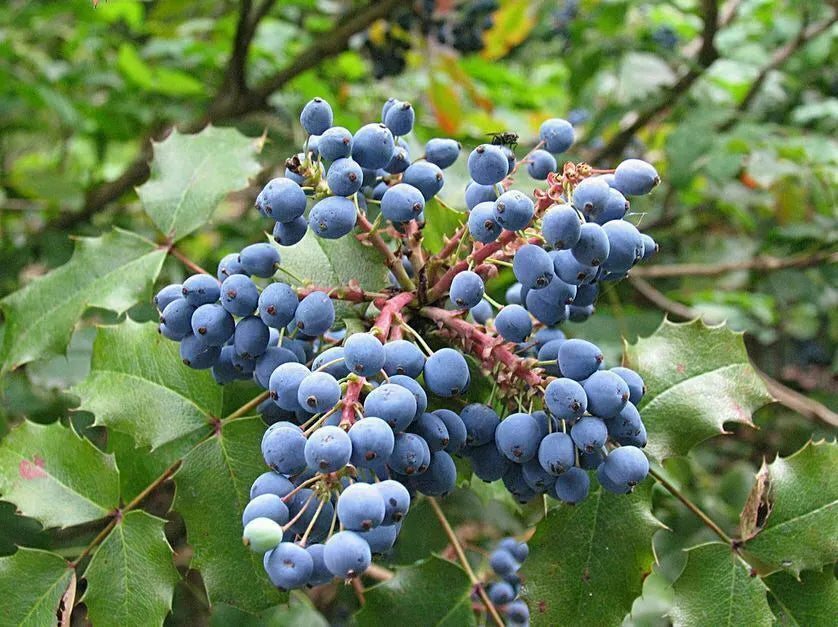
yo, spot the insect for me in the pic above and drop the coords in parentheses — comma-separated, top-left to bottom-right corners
(487, 131, 519, 151)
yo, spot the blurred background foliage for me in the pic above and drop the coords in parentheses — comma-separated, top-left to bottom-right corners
(0, 0, 835, 624)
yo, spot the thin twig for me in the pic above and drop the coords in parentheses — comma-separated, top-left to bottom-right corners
(756, 367, 838, 428)
(356, 212, 416, 291)
(168, 246, 213, 276)
(222, 391, 270, 422)
(628, 276, 698, 320)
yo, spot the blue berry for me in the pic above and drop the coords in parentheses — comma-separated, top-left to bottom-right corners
(349, 417, 395, 467)
(571, 222, 610, 266)
(272, 216, 308, 246)
(358, 523, 400, 555)
(389, 432, 428, 475)
(337, 483, 385, 531)
(382, 340, 425, 378)
(318, 126, 353, 161)
(597, 463, 631, 494)
(403, 162, 444, 200)
(261, 422, 307, 474)
(300, 97, 333, 135)
(306, 544, 333, 586)
(602, 220, 644, 273)
(468, 144, 509, 185)
(571, 416, 608, 453)
(412, 450, 457, 496)
(538, 432, 576, 476)
(489, 548, 518, 576)
(383, 100, 415, 136)
(256, 177, 307, 222)
(506, 600, 530, 625)
(364, 383, 418, 432)
(305, 425, 352, 472)
(613, 159, 660, 196)
(553, 249, 598, 285)
(607, 401, 647, 447)
(544, 377, 588, 420)
(264, 542, 314, 589)
(433, 409, 467, 454)
(640, 234, 658, 260)
(324, 530, 371, 578)
(297, 372, 341, 413)
(570, 304, 596, 322)
(191, 304, 235, 346)
(243, 517, 283, 553)
(389, 374, 427, 420)
(380, 183, 425, 223)
(425, 138, 461, 168)
(216, 254, 248, 283)
(376, 480, 410, 524)
(212, 346, 239, 384)
(352, 123, 395, 170)
(182, 274, 220, 307)
(552, 466, 590, 503)
(344, 332, 386, 377)
(541, 203, 582, 249)
(494, 304, 532, 343)
(294, 291, 335, 336)
(326, 158, 363, 197)
(410, 412, 449, 452)
(239, 243, 281, 278)
(470, 299, 493, 324)
(309, 196, 357, 239)
(460, 403, 499, 446)
(467, 201, 501, 243)
(219, 274, 258, 317)
(501, 146, 516, 173)
(579, 449, 605, 470)
(423, 348, 469, 397)
(250, 471, 294, 499)
(384, 145, 410, 174)
(179, 334, 220, 369)
(522, 457, 556, 492)
(539, 118, 574, 154)
(527, 149, 557, 180)
(160, 299, 195, 337)
(572, 177, 611, 217)
(154, 284, 183, 312)
(258, 282, 298, 329)
(534, 326, 565, 347)
(611, 367, 645, 405)
(583, 370, 630, 418)
(450, 271, 485, 309)
(493, 190, 534, 230)
(505, 282, 523, 305)
(573, 282, 599, 307)
(489, 581, 515, 605)
(312, 346, 349, 379)
(525, 277, 576, 321)
(468, 441, 511, 481)
(513, 244, 555, 289)
(234, 315, 270, 358)
(242, 493, 289, 527)
(503, 464, 537, 502)
(537, 338, 564, 376)
(254, 346, 298, 389)
(558, 339, 603, 381)
(381, 98, 397, 120)
(269, 362, 311, 411)
(465, 181, 497, 209)
(589, 187, 629, 224)
(495, 412, 541, 462)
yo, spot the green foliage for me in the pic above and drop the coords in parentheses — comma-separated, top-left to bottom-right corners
(765, 568, 838, 627)
(625, 319, 774, 460)
(0, 548, 74, 626)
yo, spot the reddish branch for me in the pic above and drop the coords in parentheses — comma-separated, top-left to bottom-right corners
(340, 378, 365, 428)
(433, 223, 468, 262)
(296, 281, 389, 303)
(421, 307, 544, 389)
(356, 212, 415, 290)
(371, 291, 415, 341)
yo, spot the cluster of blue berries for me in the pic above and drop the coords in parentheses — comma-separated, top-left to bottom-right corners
(485, 537, 530, 626)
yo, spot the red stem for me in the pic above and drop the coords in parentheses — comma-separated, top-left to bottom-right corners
(296, 282, 386, 303)
(371, 291, 415, 341)
(340, 378, 365, 428)
(433, 223, 468, 262)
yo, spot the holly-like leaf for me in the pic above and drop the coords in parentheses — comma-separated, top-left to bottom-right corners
(765, 568, 838, 626)
(136, 126, 262, 241)
(356, 556, 475, 627)
(72, 321, 221, 449)
(82, 511, 180, 626)
(522, 482, 663, 626)
(670, 543, 773, 627)
(739, 440, 837, 577)
(274, 229, 389, 292)
(0, 548, 75, 626)
(422, 198, 465, 255)
(0, 228, 166, 373)
(0, 421, 119, 528)
(173, 416, 284, 611)
(623, 318, 773, 460)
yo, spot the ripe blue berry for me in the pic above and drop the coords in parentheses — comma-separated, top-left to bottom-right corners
(552, 466, 590, 503)
(470, 299, 493, 324)
(494, 304, 532, 343)
(572, 176, 611, 217)
(318, 126, 353, 161)
(182, 274, 220, 307)
(305, 544, 333, 586)
(539, 118, 574, 154)
(376, 479, 410, 524)
(493, 190, 534, 230)
(242, 494, 289, 527)
(154, 284, 183, 312)
(608, 401, 647, 447)
(468, 144, 509, 185)
(384, 142, 411, 174)
(460, 403, 500, 446)
(389, 432, 428, 475)
(542, 203, 582, 249)
(640, 234, 658, 260)
(383, 100, 415, 136)
(413, 450, 457, 496)
(602, 220, 644, 274)
(220, 274, 258, 317)
(344, 332, 386, 377)
(505, 282, 523, 305)
(489, 548, 518, 576)
(425, 138, 461, 168)
(506, 600, 530, 625)
(410, 412, 450, 452)
(269, 362, 311, 411)
(256, 177, 307, 222)
(294, 291, 335, 336)
(234, 315, 270, 358)
(527, 148, 557, 180)
(389, 374, 427, 420)
(349, 417, 395, 467)
(583, 370, 630, 418)
(272, 216, 308, 247)
(403, 162, 444, 200)
(297, 372, 341, 413)
(450, 271, 485, 309)
(589, 187, 629, 224)
(300, 97, 333, 135)
(364, 383, 418, 431)
(433, 409, 467, 454)
(573, 282, 599, 307)
(571, 222, 610, 266)
(468, 441, 511, 481)
(538, 432, 576, 475)
(537, 338, 564, 376)
(358, 523, 400, 555)
(382, 340, 425, 377)
(258, 282, 298, 329)
(424, 348, 469, 397)
(467, 201, 501, 243)
(191, 304, 235, 346)
(495, 412, 541, 462)
(613, 159, 660, 196)
(522, 457, 556, 492)
(239, 243, 281, 278)
(324, 530, 371, 578)
(558, 339, 604, 381)
(465, 181, 497, 209)
(326, 158, 363, 197)
(254, 347, 297, 389)
(611, 367, 645, 405)
(489, 581, 515, 605)
(553, 249, 598, 285)
(380, 183, 425, 223)
(180, 334, 220, 369)
(352, 123, 395, 170)
(337, 483, 385, 531)
(264, 542, 314, 589)
(305, 425, 352, 472)
(544, 377, 588, 420)
(309, 196, 357, 239)
(250, 470, 294, 499)
(513, 244, 555, 289)
(312, 346, 349, 379)
(160, 299, 195, 337)
(571, 416, 608, 453)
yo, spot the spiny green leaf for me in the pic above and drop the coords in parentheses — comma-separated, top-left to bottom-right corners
(422, 197, 465, 255)
(137, 126, 262, 241)
(356, 556, 476, 627)
(740, 440, 838, 577)
(624, 318, 773, 460)
(173, 416, 284, 611)
(72, 321, 221, 449)
(765, 568, 838, 627)
(0, 421, 119, 528)
(0, 228, 166, 372)
(670, 542, 773, 627)
(0, 548, 75, 626)
(522, 482, 663, 626)
(82, 511, 180, 626)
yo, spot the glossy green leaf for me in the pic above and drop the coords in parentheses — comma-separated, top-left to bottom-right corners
(274, 228, 390, 292)
(173, 417, 284, 611)
(0, 548, 74, 626)
(211, 598, 330, 627)
(82, 511, 180, 626)
(422, 198, 466, 255)
(765, 568, 838, 627)
(740, 440, 837, 576)
(356, 556, 475, 627)
(670, 543, 773, 627)
(72, 321, 221, 449)
(0, 421, 119, 528)
(137, 126, 262, 241)
(624, 318, 773, 460)
(0, 228, 166, 372)
(522, 483, 663, 626)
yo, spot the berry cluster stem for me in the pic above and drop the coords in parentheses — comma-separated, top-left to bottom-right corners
(340, 378, 365, 428)
(371, 291, 415, 340)
(356, 212, 416, 291)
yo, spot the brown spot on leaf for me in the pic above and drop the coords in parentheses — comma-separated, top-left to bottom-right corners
(20, 456, 46, 480)
(739, 463, 773, 540)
